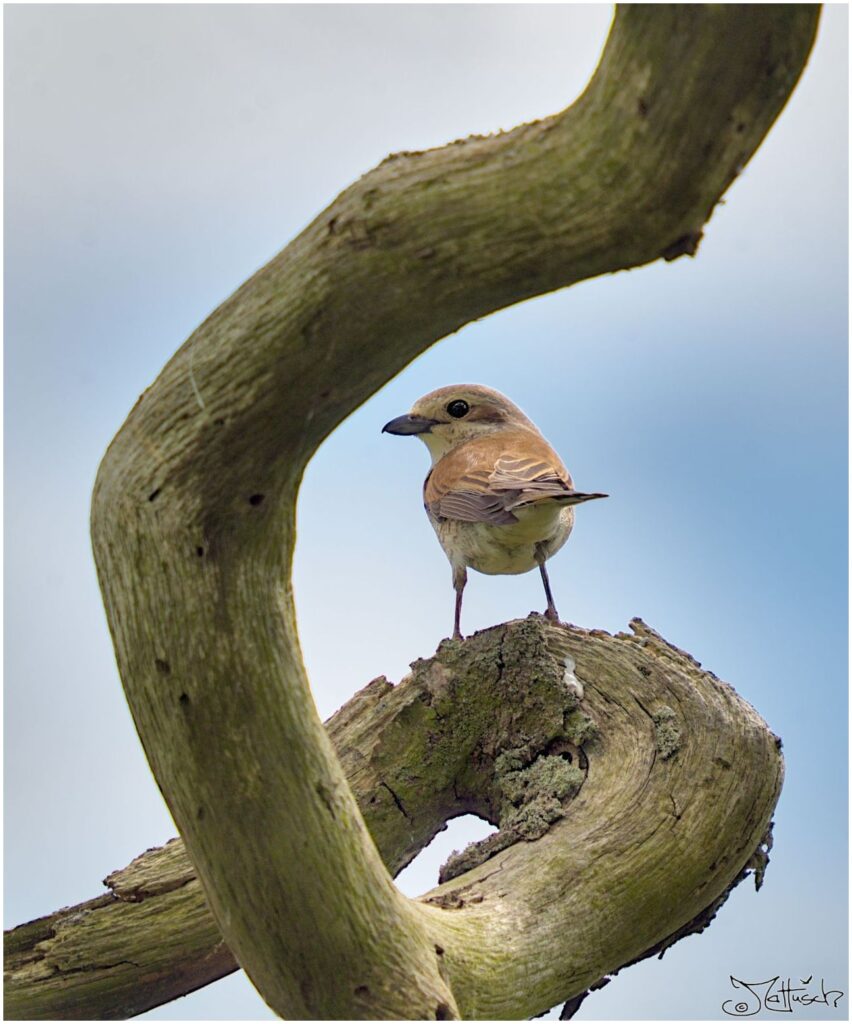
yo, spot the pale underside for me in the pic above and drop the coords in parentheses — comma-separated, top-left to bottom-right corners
(428, 501, 575, 576)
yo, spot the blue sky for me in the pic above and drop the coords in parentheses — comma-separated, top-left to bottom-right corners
(4, 4, 848, 1020)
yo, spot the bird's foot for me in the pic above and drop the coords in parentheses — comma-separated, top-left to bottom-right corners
(543, 606, 561, 623)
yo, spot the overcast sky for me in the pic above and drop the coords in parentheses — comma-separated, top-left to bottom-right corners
(4, 4, 848, 1020)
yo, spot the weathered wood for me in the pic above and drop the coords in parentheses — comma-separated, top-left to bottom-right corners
(5, 617, 782, 1019)
(12, 4, 817, 1020)
(4, 846, 233, 1021)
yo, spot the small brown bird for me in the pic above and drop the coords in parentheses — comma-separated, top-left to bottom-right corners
(383, 384, 607, 639)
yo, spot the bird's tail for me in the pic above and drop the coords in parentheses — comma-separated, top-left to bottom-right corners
(555, 491, 608, 506)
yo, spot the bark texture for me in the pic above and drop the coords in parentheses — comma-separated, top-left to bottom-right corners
(4, 843, 233, 1021)
(8, 3, 819, 1021)
(6, 617, 781, 1019)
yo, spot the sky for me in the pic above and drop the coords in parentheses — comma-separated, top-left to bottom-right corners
(4, 3, 848, 1021)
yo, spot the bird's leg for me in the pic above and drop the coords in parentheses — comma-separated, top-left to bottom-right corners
(537, 557, 560, 623)
(452, 567, 467, 640)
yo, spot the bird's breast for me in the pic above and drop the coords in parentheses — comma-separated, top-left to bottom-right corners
(429, 503, 574, 576)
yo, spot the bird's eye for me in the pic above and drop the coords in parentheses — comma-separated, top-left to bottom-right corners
(446, 400, 470, 419)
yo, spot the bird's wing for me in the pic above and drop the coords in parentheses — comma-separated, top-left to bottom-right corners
(424, 431, 579, 525)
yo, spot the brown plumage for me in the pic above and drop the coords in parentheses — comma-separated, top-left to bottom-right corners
(383, 385, 606, 639)
(425, 429, 580, 526)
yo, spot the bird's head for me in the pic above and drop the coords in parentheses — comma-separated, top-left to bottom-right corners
(382, 384, 537, 462)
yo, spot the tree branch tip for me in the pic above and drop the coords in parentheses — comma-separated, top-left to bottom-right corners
(662, 229, 704, 262)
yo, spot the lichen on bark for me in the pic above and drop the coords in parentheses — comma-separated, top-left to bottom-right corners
(652, 706, 681, 759)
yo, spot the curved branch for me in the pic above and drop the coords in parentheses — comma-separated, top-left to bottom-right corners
(85, 5, 816, 1020)
(6, 618, 780, 1019)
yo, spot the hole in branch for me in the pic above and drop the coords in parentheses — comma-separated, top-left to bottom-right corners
(394, 814, 497, 897)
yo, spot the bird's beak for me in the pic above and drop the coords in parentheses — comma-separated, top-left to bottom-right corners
(382, 414, 438, 436)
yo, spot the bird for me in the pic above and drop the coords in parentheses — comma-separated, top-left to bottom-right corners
(382, 384, 607, 639)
